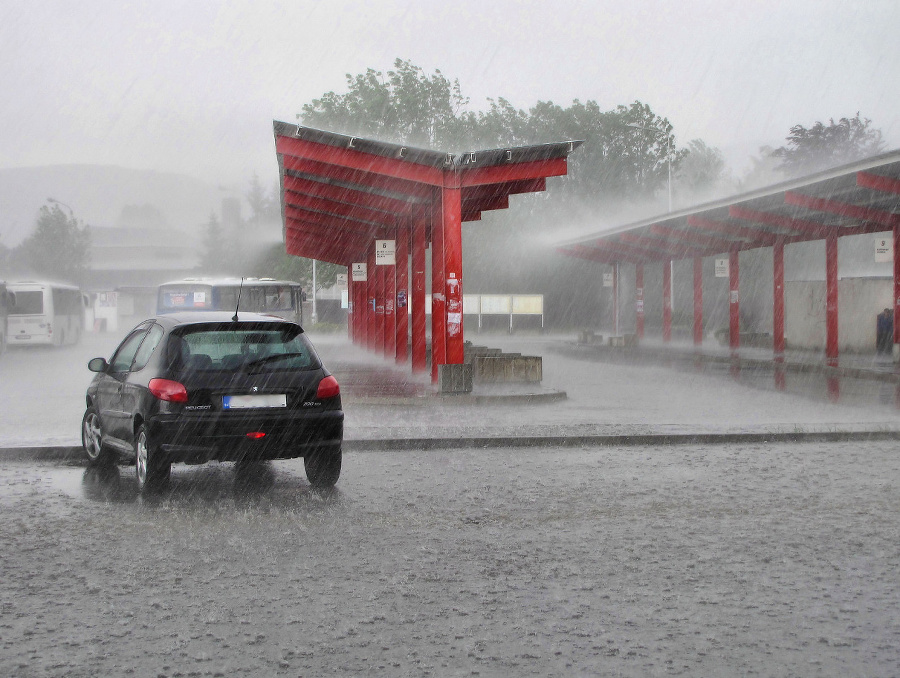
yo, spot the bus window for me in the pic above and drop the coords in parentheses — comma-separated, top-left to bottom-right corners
(10, 291, 43, 315)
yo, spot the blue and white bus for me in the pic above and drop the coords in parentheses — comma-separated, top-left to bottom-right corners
(157, 278, 305, 325)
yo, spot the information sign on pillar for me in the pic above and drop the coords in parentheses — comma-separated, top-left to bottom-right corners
(375, 240, 396, 266)
(351, 263, 367, 282)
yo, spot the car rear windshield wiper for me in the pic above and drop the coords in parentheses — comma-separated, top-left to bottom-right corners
(245, 352, 306, 370)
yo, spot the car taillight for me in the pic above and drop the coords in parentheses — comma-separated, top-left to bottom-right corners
(149, 378, 188, 403)
(246, 432, 266, 439)
(316, 375, 340, 399)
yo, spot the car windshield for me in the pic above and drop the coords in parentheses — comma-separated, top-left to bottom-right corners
(171, 323, 319, 372)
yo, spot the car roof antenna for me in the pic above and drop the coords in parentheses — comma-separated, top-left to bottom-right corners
(232, 277, 244, 322)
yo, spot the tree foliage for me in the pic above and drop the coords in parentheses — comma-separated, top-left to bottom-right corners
(16, 203, 90, 285)
(772, 113, 885, 176)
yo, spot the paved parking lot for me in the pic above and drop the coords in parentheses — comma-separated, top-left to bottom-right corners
(1, 440, 899, 677)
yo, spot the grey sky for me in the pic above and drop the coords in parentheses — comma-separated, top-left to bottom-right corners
(1, 0, 898, 188)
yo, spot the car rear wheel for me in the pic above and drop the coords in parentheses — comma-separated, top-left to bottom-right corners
(135, 424, 170, 493)
(82, 406, 113, 467)
(304, 446, 341, 488)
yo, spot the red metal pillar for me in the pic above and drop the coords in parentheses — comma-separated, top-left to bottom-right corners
(635, 263, 644, 341)
(347, 277, 354, 341)
(383, 236, 396, 359)
(662, 260, 672, 343)
(442, 181, 464, 365)
(825, 232, 839, 363)
(773, 238, 786, 391)
(693, 257, 703, 346)
(430, 194, 446, 382)
(893, 224, 900, 360)
(353, 268, 366, 346)
(411, 215, 427, 373)
(395, 224, 409, 364)
(729, 249, 740, 353)
(366, 248, 377, 352)
(612, 263, 619, 336)
(773, 238, 785, 358)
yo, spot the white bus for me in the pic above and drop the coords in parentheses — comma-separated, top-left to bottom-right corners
(157, 278, 306, 325)
(7, 281, 87, 346)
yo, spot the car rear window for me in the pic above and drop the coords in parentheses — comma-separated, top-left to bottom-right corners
(171, 324, 320, 372)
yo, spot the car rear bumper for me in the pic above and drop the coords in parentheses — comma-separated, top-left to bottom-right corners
(149, 409, 343, 464)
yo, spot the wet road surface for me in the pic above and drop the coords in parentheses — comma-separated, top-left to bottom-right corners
(2, 442, 899, 677)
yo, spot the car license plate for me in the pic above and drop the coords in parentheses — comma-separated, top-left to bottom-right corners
(222, 394, 287, 409)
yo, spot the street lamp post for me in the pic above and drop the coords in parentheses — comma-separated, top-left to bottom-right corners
(47, 197, 74, 216)
(626, 124, 675, 332)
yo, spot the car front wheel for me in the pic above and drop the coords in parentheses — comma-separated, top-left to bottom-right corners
(135, 424, 170, 493)
(82, 406, 112, 467)
(304, 446, 341, 488)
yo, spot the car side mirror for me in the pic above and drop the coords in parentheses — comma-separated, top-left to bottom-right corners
(88, 357, 109, 373)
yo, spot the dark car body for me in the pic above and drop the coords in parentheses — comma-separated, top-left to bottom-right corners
(82, 312, 343, 491)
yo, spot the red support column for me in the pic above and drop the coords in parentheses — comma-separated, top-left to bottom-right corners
(383, 236, 396, 359)
(347, 277, 354, 341)
(353, 269, 366, 346)
(430, 194, 446, 382)
(773, 238, 786, 391)
(662, 260, 672, 343)
(366, 248, 377, 352)
(729, 249, 740, 353)
(825, 232, 839, 363)
(636, 264, 644, 341)
(375, 248, 386, 356)
(612, 263, 619, 336)
(693, 257, 703, 346)
(894, 224, 900, 361)
(412, 215, 427, 373)
(442, 182, 464, 365)
(395, 225, 409, 364)
(773, 238, 786, 358)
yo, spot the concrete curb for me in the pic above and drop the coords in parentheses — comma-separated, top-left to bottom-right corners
(567, 342, 900, 383)
(340, 389, 567, 406)
(4, 429, 899, 462)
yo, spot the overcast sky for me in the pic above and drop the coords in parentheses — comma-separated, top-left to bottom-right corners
(2, 0, 898, 190)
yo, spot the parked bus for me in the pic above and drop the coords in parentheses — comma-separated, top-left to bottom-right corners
(7, 281, 87, 346)
(157, 278, 305, 325)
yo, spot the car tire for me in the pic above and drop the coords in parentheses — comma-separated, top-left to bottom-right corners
(135, 423, 170, 494)
(304, 446, 341, 488)
(82, 406, 113, 467)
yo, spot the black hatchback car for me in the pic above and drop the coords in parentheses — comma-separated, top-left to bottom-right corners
(82, 312, 343, 492)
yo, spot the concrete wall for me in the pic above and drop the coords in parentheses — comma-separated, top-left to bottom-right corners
(785, 278, 893, 352)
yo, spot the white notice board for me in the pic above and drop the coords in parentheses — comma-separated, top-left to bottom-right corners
(375, 240, 396, 265)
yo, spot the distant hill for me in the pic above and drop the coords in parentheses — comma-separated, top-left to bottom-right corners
(0, 164, 243, 246)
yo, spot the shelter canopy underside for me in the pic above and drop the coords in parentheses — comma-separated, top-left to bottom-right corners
(557, 152, 900, 264)
(274, 121, 583, 265)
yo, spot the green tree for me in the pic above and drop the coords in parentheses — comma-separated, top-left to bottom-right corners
(772, 113, 885, 176)
(301, 58, 470, 148)
(675, 139, 728, 200)
(16, 202, 90, 284)
(252, 244, 341, 293)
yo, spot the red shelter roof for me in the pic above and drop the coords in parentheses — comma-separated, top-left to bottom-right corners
(274, 121, 584, 265)
(557, 150, 900, 264)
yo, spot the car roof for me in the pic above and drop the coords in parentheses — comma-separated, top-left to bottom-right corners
(150, 311, 297, 328)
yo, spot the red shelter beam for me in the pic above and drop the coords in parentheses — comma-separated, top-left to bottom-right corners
(785, 190, 900, 228)
(857, 171, 900, 195)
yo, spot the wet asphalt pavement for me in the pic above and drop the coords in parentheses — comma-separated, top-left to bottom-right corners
(2, 440, 899, 677)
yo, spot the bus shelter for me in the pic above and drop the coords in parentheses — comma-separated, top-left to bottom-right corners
(557, 151, 900, 368)
(273, 122, 582, 381)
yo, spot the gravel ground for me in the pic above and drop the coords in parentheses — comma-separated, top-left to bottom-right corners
(1, 440, 899, 677)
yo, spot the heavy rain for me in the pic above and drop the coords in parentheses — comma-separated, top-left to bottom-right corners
(2, 1, 900, 676)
